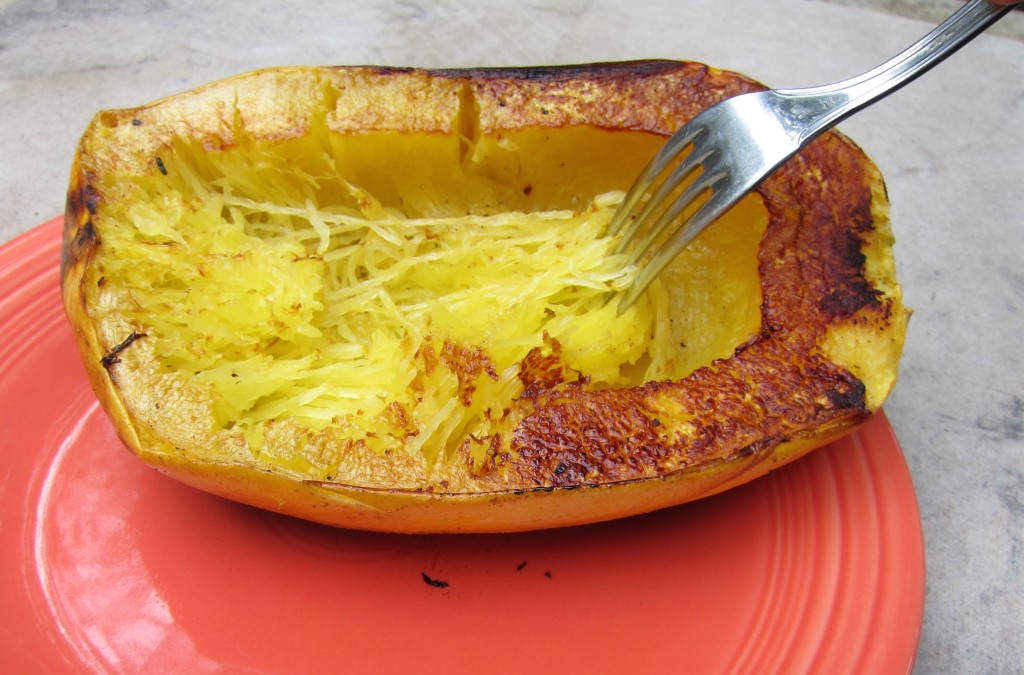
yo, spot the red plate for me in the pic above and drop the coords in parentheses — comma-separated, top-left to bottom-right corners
(1, 218, 923, 674)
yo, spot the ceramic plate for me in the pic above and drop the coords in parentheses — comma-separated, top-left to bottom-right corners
(0, 218, 924, 674)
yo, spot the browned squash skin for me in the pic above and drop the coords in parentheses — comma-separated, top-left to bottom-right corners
(61, 61, 906, 533)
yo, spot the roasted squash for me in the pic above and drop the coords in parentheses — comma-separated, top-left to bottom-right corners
(61, 61, 908, 533)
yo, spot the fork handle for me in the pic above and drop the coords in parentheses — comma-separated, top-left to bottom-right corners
(773, 0, 1015, 143)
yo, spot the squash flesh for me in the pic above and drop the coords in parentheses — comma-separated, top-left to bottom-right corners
(86, 123, 766, 478)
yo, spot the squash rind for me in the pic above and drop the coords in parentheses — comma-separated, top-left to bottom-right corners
(61, 61, 907, 533)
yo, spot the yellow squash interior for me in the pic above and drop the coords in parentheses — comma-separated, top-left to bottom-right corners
(89, 117, 768, 478)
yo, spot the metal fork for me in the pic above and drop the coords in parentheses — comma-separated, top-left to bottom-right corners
(609, 0, 1016, 312)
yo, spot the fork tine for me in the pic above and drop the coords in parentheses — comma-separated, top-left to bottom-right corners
(605, 124, 706, 240)
(622, 162, 729, 267)
(616, 187, 736, 314)
(613, 142, 716, 256)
